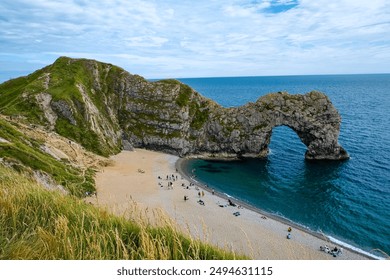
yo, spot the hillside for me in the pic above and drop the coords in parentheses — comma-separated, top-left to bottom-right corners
(0, 56, 348, 161)
(0, 164, 241, 260)
(0, 58, 243, 259)
(0, 113, 108, 196)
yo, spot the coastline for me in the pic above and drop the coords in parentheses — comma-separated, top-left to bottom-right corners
(176, 157, 377, 260)
(88, 149, 372, 260)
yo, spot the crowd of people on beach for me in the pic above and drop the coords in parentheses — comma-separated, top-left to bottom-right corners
(156, 172, 245, 217)
(157, 173, 181, 190)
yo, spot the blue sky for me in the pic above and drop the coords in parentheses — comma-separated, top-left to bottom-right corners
(1, 0, 389, 79)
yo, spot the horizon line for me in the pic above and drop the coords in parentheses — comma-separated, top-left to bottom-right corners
(1, 70, 389, 84)
(148, 72, 390, 80)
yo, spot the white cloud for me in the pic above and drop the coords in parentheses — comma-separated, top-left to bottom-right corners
(0, 0, 389, 78)
(125, 36, 169, 47)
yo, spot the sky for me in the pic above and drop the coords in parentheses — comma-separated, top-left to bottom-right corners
(0, 0, 390, 79)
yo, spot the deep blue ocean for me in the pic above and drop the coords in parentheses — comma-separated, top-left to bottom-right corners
(178, 74, 390, 259)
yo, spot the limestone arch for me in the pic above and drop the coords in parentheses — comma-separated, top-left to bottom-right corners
(256, 91, 349, 160)
(200, 91, 349, 160)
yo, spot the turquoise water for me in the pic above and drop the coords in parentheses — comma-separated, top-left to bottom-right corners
(179, 74, 390, 258)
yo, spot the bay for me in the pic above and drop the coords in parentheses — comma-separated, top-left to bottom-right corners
(179, 74, 390, 259)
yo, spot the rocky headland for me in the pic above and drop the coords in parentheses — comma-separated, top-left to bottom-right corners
(0, 57, 348, 161)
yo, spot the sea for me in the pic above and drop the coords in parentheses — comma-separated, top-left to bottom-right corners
(178, 74, 390, 259)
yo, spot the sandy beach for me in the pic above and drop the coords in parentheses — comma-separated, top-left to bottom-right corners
(87, 149, 369, 260)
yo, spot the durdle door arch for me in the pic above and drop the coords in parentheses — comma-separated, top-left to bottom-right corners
(191, 91, 349, 160)
(255, 91, 349, 160)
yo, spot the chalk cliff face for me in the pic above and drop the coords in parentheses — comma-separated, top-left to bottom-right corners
(0, 57, 349, 160)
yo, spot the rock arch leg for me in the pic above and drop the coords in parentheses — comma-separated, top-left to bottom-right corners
(288, 126, 349, 160)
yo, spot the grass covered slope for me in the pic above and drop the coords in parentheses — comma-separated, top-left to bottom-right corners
(0, 57, 124, 156)
(0, 57, 221, 157)
(0, 115, 99, 197)
(0, 165, 243, 260)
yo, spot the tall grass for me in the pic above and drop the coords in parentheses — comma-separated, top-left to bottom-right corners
(0, 165, 244, 260)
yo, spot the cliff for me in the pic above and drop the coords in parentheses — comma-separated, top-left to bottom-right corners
(0, 57, 349, 161)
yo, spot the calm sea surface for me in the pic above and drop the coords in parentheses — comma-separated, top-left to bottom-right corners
(178, 74, 390, 258)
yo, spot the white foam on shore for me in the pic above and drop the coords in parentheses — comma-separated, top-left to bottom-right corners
(327, 236, 384, 260)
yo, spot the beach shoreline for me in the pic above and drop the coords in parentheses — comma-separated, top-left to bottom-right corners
(176, 158, 377, 260)
(88, 149, 373, 260)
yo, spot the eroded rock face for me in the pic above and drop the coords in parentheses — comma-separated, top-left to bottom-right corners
(116, 78, 349, 160)
(1, 57, 349, 160)
(198, 91, 350, 160)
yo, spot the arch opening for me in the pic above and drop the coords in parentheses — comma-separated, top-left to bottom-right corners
(268, 125, 307, 160)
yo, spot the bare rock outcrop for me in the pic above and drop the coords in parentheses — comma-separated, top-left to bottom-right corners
(117, 79, 349, 160)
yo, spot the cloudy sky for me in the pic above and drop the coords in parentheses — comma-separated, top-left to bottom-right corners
(1, 0, 389, 79)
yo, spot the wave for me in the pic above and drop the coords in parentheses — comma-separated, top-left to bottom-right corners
(327, 236, 385, 260)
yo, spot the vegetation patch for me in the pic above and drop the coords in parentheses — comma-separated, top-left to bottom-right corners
(189, 104, 208, 130)
(55, 117, 116, 157)
(0, 119, 95, 196)
(156, 80, 194, 108)
(0, 165, 244, 260)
